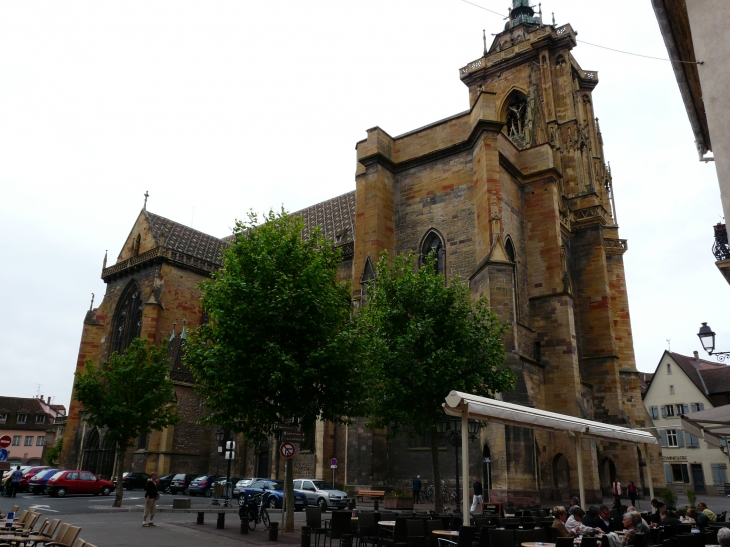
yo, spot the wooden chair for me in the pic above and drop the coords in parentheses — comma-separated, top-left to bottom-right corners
(46, 525, 82, 547)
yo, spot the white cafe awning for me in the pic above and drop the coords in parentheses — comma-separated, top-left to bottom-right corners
(443, 391, 658, 445)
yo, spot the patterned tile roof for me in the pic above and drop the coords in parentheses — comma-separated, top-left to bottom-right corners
(145, 211, 228, 266)
(291, 191, 356, 244)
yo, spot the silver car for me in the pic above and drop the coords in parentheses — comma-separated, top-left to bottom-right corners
(293, 478, 349, 510)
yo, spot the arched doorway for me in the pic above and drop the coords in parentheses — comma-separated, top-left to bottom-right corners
(81, 428, 116, 479)
(254, 441, 270, 478)
(482, 444, 492, 502)
(598, 457, 617, 497)
(552, 453, 571, 500)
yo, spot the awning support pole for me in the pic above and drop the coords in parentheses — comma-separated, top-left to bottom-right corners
(576, 432, 585, 509)
(462, 411, 470, 517)
(644, 443, 654, 502)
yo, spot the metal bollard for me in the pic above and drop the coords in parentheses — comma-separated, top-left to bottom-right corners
(341, 533, 353, 547)
(348, 499, 356, 510)
(373, 500, 379, 511)
(301, 526, 312, 547)
(197, 512, 205, 525)
(241, 519, 249, 534)
(268, 521, 279, 541)
(217, 512, 225, 529)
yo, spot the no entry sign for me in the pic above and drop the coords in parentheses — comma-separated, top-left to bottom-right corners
(279, 441, 296, 459)
(0, 436, 11, 449)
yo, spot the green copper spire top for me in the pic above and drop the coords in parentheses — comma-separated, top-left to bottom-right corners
(509, 0, 542, 28)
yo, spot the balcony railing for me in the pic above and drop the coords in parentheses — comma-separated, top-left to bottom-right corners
(713, 223, 730, 261)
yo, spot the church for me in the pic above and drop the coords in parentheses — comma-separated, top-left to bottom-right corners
(60, 0, 664, 503)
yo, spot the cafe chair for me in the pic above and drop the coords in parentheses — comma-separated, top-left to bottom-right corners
(513, 528, 536, 546)
(356, 512, 379, 547)
(488, 528, 514, 547)
(324, 511, 353, 547)
(406, 519, 427, 547)
(437, 526, 475, 547)
(380, 517, 408, 547)
(306, 506, 327, 547)
(579, 537, 598, 547)
(556, 537, 575, 547)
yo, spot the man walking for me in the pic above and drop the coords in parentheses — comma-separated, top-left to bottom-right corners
(9, 466, 22, 498)
(627, 481, 638, 507)
(470, 476, 483, 514)
(412, 475, 422, 504)
(611, 479, 622, 500)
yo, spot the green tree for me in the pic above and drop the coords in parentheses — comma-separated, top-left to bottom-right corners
(74, 338, 180, 507)
(360, 251, 516, 512)
(184, 210, 370, 531)
(44, 438, 63, 466)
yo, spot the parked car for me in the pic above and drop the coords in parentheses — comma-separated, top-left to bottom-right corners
(116, 472, 151, 490)
(187, 474, 220, 497)
(28, 468, 58, 494)
(293, 479, 349, 510)
(233, 478, 254, 499)
(169, 473, 197, 495)
(155, 473, 176, 494)
(239, 479, 307, 510)
(46, 470, 115, 497)
(19, 466, 52, 492)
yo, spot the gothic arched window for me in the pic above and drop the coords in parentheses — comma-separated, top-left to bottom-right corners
(110, 280, 143, 354)
(421, 230, 445, 275)
(505, 92, 529, 146)
(505, 236, 516, 263)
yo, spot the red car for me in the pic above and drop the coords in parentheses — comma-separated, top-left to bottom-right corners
(46, 470, 115, 497)
(19, 466, 52, 492)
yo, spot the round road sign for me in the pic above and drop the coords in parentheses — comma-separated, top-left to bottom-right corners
(279, 441, 296, 459)
(330, 458, 337, 466)
(0, 436, 11, 449)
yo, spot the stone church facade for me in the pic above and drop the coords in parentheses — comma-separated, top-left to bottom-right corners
(61, 2, 664, 503)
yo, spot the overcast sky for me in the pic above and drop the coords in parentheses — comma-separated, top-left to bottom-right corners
(0, 0, 725, 410)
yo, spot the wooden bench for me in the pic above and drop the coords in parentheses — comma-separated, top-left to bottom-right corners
(356, 489, 386, 502)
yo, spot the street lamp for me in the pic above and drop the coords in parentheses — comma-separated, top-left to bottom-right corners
(697, 322, 730, 361)
(436, 414, 479, 513)
(215, 427, 226, 475)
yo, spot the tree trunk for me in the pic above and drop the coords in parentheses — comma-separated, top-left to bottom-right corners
(284, 457, 294, 532)
(113, 447, 127, 508)
(431, 433, 443, 513)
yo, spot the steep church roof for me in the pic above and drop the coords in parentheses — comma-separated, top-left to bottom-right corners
(291, 191, 356, 245)
(145, 210, 228, 266)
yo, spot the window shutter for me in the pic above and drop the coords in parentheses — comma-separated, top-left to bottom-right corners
(664, 464, 673, 483)
(699, 403, 705, 411)
(660, 430, 668, 447)
(681, 464, 690, 483)
(661, 406, 667, 418)
(677, 431, 685, 447)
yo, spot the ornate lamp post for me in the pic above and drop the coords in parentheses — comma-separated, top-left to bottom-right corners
(697, 322, 730, 361)
(436, 415, 480, 512)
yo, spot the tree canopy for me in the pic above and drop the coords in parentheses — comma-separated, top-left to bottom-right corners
(359, 251, 516, 510)
(74, 337, 179, 507)
(185, 210, 370, 437)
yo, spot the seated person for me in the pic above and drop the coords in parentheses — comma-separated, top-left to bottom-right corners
(650, 509, 681, 536)
(687, 508, 709, 531)
(612, 497, 622, 513)
(697, 502, 717, 522)
(583, 506, 603, 530)
(552, 506, 572, 538)
(631, 511, 650, 534)
(627, 507, 650, 530)
(566, 507, 602, 536)
(596, 505, 613, 533)
(650, 499, 665, 523)
(718, 527, 730, 547)
(621, 512, 639, 547)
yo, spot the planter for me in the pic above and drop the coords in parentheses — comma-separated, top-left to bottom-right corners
(384, 497, 414, 509)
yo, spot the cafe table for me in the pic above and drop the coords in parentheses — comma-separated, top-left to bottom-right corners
(378, 521, 396, 527)
(521, 543, 555, 547)
(432, 531, 460, 538)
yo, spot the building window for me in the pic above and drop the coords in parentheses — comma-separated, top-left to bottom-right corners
(110, 280, 144, 354)
(667, 430, 679, 447)
(711, 463, 727, 485)
(24, 436, 34, 446)
(0, 414, 6, 424)
(667, 363, 672, 374)
(685, 432, 700, 448)
(676, 404, 688, 415)
(665, 463, 690, 483)
(670, 385, 675, 395)
(690, 402, 705, 413)
(648, 406, 659, 419)
(12, 436, 21, 446)
(16, 414, 27, 424)
(36, 436, 45, 446)
(35, 415, 46, 424)
(663, 405, 675, 417)
(420, 231, 445, 275)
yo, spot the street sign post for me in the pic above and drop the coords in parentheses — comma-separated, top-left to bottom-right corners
(0, 436, 11, 449)
(282, 431, 307, 443)
(0, 449, 8, 462)
(279, 442, 296, 459)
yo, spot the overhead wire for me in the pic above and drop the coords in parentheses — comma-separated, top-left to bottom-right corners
(460, 0, 703, 65)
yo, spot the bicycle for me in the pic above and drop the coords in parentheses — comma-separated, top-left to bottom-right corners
(238, 491, 270, 531)
(422, 484, 435, 503)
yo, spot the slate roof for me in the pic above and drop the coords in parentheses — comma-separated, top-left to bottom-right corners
(292, 191, 356, 244)
(0, 396, 64, 431)
(668, 352, 730, 400)
(145, 211, 228, 266)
